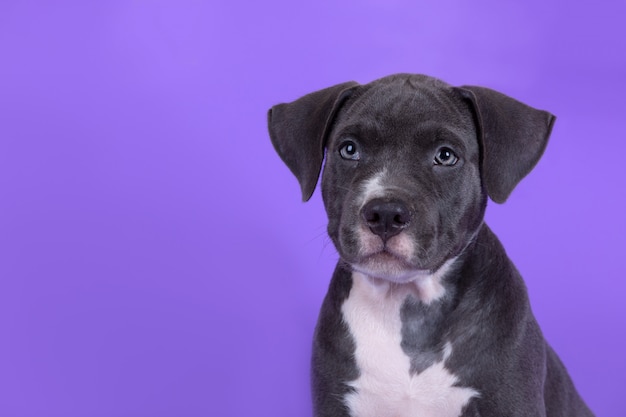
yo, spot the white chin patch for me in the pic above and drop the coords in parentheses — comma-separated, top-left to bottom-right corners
(351, 257, 456, 304)
(351, 259, 423, 284)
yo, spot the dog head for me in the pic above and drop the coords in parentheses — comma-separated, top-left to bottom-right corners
(268, 74, 555, 283)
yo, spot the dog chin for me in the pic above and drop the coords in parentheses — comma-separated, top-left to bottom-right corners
(350, 252, 432, 284)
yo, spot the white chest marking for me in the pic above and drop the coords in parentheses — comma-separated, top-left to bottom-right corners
(341, 272, 479, 417)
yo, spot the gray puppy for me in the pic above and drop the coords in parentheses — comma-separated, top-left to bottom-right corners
(267, 74, 594, 417)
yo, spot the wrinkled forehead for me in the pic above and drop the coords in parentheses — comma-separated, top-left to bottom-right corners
(331, 82, 477, 147)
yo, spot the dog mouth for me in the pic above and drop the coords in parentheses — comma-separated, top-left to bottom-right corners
(363, 248, 408, 264)
(350, 248, 429, 283)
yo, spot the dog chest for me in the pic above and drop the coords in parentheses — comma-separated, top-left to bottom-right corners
(341, 272, 478, 417)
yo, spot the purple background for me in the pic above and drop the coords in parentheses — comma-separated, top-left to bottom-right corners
(1, 1, 624, 416)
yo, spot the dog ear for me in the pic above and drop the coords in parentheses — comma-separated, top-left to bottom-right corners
(458, 86, 556, 204)
(267, 81, 359, 201)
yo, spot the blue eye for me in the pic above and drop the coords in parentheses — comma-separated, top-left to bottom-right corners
(434, 147, 458, 166)
(340, 141, 360, 160)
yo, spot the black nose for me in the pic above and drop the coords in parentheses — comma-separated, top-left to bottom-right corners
(361, 198, 411, 242)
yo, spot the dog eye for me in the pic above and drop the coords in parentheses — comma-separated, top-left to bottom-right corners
(339, 141, 360, 161)
(434, 147, 459, 166)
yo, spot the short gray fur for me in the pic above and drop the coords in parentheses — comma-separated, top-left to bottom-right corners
(267, 73, 594, 417)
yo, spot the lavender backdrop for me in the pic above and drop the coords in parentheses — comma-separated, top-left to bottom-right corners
(1, 1, 624, 416)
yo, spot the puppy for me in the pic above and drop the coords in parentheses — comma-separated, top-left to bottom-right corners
(267, 74, 594, 417)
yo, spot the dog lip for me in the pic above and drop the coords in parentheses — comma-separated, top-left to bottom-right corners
(349, 249, 427, 282)
(365, 250, 402, 262)
(353, 246, 397, 259)
(369, 247, 410, 262)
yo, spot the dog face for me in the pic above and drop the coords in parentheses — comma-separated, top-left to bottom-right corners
(268, 73, 555, 282)
(321, 76, 485, 281)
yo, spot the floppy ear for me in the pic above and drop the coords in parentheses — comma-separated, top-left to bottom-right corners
(458, 86, 556, 204)
(267, 81, 359, 201)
